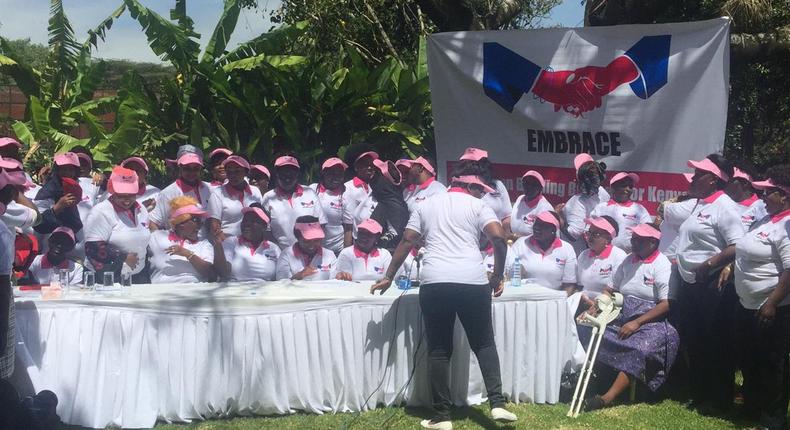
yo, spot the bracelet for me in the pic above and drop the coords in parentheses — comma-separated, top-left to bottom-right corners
(187, 252, 196, 261)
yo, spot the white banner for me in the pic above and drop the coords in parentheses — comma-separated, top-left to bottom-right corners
(428, 18, 730, 212)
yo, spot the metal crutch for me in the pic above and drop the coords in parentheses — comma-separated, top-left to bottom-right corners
(567, 292, 624, 418)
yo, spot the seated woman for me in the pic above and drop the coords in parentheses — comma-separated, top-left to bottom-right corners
(579, 223, 678, 411)
(84, 166, 151, 283)
(576, 216, 628, 303)
(505, 211, 577, 294)
(23, 227, 83, 285)
(218, 206, 280, 281)
(148, 196, 222, 284)
(335, 219, 392, 281)
(275, 216, 336, 280)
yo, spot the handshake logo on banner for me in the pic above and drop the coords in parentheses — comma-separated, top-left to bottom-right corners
(482, 35, 671, 117)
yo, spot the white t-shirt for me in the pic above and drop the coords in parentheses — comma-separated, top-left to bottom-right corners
(576, 245, 628, 298)
(342, 178, 371, 223)
(335, 246, 392, 281)
(275, 244, 337, 280)
(590, 200, 652, 253)
(510, 194, 555, 237)
(614, 250, 672, 302)
(406, 189, 499, 285)
(403, 178, 447, 213)
(563, 187, 611, 254)
(676, 191, 746, 283)
(212, 183, 264, 236)
(96, 184, 160, 207)
(481, 180, 512, 221)
(734, 195, 768, 232)
(149, 180, 222, 230)
(83, 200, 151, 275)
(505, 237, 577, 290)
(262, 185, 326, 249)
(659, 198, 697, 260)
(310, 184, 345, 253)
(735, 210, 790, 310)
(221, 236, 280, 281)
(342, 194, 378, 239)
(1, 201, 37, 233)
(26, 254, 83, 285)
(148, 230, 215, 284)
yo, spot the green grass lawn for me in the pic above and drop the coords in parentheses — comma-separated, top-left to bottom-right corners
(63, 400, 761, 430)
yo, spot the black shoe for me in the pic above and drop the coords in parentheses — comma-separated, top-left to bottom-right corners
(583, 395, 607, 412)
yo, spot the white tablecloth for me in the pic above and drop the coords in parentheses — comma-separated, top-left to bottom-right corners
(12, 281, 579, 429)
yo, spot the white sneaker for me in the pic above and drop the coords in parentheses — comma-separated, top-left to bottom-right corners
(420, 419, 453, 430)
(491, 407, 517, 422)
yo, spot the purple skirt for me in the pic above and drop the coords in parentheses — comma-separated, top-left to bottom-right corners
(577, 295, 679, 391)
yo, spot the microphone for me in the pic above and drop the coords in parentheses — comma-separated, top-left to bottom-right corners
(415, 248, 425, 262)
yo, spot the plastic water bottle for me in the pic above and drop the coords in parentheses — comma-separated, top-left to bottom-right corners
(397, 275, 411, 290)
(511, 257, 522, 287)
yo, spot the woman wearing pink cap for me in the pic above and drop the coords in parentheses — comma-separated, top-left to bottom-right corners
(0, 156, 40, 235)
(561, 153, 611, 254)
(262, 155, 326, 249)
(148, 152, 221, 235)
(576, 216, 627, 302)
(217, 206, 280, 281)
(120, 156, 160, 212)
(510, 170, 554, 237)
(351, 158, 409, 250)
(590, 172, 651, 253)
(33, 152, 85, 246)
(84, 166, 152, 283)
(207, 148, 233, 189)
(505, 211, 577, 294)
(734, 164, 790, 430)
(335, 219, 392, 281)
(21, 227, 83, 286)
(402, 156, 446, 213)
(275, 215, 337, 280)
(456, 147, 512, 225)
(249, 164, 271, 195)
(725, 166, 767, 231)
(675, 153, 744, 414)
(341, 146, 378, 230)
(311, 157, 347, 253)
(210, 155, 263, 237)
(579, 223, 678, 411)
(148, 196, 222, 284)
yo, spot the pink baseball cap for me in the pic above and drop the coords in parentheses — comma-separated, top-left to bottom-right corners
(610, 172, 639, 186)
(107, 166, 139, 195)
(535, 211, 560, 228)
(357, 218, 383, 235)
(682, 173, 694, 183)
(395, 159, 412, 170)
(355, 151, 379, 163)
(0, 156, 21, 170)
(521, 170, 545, 187)
(170, 204, 208, 223)
(732, 167, 752, 182)
(251, 164, 271, 178)
(0, 170, 26, 189)
(409, 156, 435, 176)
(373, 159, 402, 185)
(687, 158, 729, 181)
(452, 175, 495, 193)
(178, 152, 204, 167)
(322, 157, 348, 171)
(574, 153, 594, 171)
(51, 226, 76, 244)
(585, 217, 616, 236)
(54, 152, 80, 167)
(0, 137, 21, 148)
(165, 158, 177, 167)
(752, 178, 790, 195)
(294, 222, 325, 240)
(222, 155, 250, 170)
(274, 155, 300, 169)
(242, 206, 270, 224)
(76, 153, 92, 167)
(628, 223, 661, 240)
(459, 147, 488, 161)
(209, 148, 233, 159)
(121, 156, 149, 173)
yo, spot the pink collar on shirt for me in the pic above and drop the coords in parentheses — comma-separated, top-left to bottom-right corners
(529, 237, 562, 256)
(175, 179, 203, 204)
(701, 190, 725, 204)
(416, 177, 436, 191)
(738, 194, 759, 207)
(41, 254, 69, 270)
(318, 183, 343, 195)
(292, 243, 317, 267)
(590, 244, 613, 259)
(353, 245, 380, 268)
(633, 249, 661, 264)
(168, 231, 198, 246)
(275, 184, 304, 207)
(448, 186, 470, 195)
(523, 193, 543, 208)
(352, 177, 369, 192)
(239, 237, 269, 255)
(607, 199, 634, 207)
(224, 182, 251, 203)
(771, 208, 790, 223)
(111, 199, 140, 224)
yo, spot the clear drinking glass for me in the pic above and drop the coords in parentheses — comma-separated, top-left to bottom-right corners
(121, 271, 132, 288)
(103, 272, 115, 289)
(59, 269, 70, 295)
(83, 271, 95, 290)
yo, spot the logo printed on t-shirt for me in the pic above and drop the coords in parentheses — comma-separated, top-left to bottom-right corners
(555, 258, 567, 266)
(756, 231, 770, 240)
(374, 266, 384, 274)
(300, 200, 315, 208)
(697, 212, 711, 221)
(415, 196, 427, 202)
(599, 265, 613, 276)
(643, 275, 655, 286)
(621, 213, 638, 221)
(319, 264, 331, 271)
(330, 201, 342, 210)
(742, 215, 755, 224)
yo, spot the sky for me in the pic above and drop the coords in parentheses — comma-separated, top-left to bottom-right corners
(0, 0, 584, 63)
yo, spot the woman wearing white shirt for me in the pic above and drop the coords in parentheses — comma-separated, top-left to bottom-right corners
(148, 196, 221, 284)
(275, 216, 337, 280)
(591, 172, 652, 253)
(24, 227, 83, 285)
(312, 158, 347, 254)
(505, 211, 577, 295)
(561, 153, 611, 255)
(734, 165, 790, 430)
(0, 169, 24, 380)
(510, 170, 554, 237)
(249, 164, 271, 196)
(725, 167, 767, 231)
(218, 206, 280, 281)
(335, 219, 392, 281)
(576, 216, 627, 303)
(210, 155, 263, 237)
(85, 166, 152, 283)
(456, 147, 512, 224)
(120, 157, 160, 212)
(675, 154, 745, 414)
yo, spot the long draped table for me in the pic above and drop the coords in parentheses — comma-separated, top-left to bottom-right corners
(11, 281, 581, 429)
